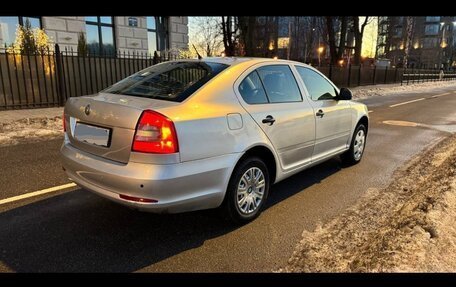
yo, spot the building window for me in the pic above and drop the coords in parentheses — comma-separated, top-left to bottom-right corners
(393, 27, 402, 37)
(85, 16, 115, 56)
(147, 16, 168, 55)
(424, 24, 439, 35)
(0, 16, 41, 48)
(425, 16, 441, 22)
(422, 38, 438, 48)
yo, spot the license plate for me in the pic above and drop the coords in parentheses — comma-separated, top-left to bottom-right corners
(74, 122, 111, 147)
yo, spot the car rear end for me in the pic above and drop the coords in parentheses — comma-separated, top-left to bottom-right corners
(61, 60, 238, 213)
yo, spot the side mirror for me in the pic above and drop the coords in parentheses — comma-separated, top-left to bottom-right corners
(337, 87, 352, 100)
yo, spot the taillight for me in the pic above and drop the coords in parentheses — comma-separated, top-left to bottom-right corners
(132, 110, 179, 154)
(63, 111, 66, 132)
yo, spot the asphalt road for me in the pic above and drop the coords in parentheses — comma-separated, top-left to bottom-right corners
(1, 85, 455, 272)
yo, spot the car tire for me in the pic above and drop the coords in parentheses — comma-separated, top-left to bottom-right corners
(341, 123, 367, 165)
(221, 156, 270, 224)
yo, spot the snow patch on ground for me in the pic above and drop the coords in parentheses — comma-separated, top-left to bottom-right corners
(279, 134, 456, 272)
(0, 117, 62, 146)
(351, 81, 456, 99)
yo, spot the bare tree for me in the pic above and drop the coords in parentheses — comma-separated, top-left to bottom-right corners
(237, 16, 256, 56)
(188, 17, 223, 57)
(319, 17, 348, 65)
(403, 16, 415, 68)
(221, 16, 239, 56)
(352, 16, 370, 65)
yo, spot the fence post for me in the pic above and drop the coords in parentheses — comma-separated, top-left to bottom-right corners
(347, 64, 351, 87)
(328, 64, 332, 81)
(384, 66, 388, 84)
(407, 68, 411, 85)
(372, 65, 376, 85)
(358, 65, 361, 86)
(394, 66, 398, 83)
(54, 44, 66, 106)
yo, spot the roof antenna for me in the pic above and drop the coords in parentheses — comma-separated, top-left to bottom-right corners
(192, 44, 202, 60)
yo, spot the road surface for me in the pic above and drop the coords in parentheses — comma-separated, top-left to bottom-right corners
(1, 85, 455, 272)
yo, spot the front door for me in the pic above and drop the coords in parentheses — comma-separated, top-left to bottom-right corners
(236, 64, 316, 171)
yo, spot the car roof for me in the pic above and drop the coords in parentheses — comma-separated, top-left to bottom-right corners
(173, 57, 312, 68)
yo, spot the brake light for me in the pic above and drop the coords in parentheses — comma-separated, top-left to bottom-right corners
(63, 111, 66, 132)
(132, 110, 179, 154)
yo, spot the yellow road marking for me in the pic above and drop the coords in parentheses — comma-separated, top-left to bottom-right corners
(382, 120, 419, 127)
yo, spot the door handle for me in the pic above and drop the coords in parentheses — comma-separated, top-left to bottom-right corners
(316, 109, 325, 118)
(262, 115, 276, 125)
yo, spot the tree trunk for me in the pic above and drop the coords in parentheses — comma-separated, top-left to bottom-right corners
(336, 17, 348, 62)
(326, 16, 338, 65)
(221, 16, 236, 56)
(352, 16, 369, 66)
(403, 16, 415, 68)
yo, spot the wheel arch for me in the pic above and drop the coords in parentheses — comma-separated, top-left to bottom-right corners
(236, 145, 278, 185)
(357, 115, 369, 134)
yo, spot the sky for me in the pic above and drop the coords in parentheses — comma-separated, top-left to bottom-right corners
(361, 17, 378, 58)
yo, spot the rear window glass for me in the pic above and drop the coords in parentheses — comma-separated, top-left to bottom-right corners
(103, 61, 228, 102)
(238, 71, 268, 104)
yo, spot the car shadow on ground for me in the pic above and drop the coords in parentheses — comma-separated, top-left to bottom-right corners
(0, 158, 344, 272)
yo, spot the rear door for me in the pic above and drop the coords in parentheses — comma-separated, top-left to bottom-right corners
(235, 64, 316, 171)
(294, 65, 352, 161)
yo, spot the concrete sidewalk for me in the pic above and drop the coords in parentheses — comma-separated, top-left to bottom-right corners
(0, 107, 63, 125)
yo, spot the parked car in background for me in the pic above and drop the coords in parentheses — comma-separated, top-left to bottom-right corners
(61, 57, 369, 223)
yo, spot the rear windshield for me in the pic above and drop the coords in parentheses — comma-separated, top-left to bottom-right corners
(103, 61, 228, 102)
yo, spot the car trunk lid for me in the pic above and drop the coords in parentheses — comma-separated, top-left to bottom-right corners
(64, 92, 179, 163)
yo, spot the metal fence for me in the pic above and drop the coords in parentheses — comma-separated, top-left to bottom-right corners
(315, 65, 456, 88)
(0, 44, 179, 110)
(2, 45, 456, 110)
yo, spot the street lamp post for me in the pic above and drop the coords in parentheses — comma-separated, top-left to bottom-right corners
(318, 46, 324, 67)
(439, 21, 456, 70)
(440, 22, 446, 70)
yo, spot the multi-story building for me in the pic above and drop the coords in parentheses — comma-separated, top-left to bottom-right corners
(376, 16, 456, 69)
(0, 16, 189, 56)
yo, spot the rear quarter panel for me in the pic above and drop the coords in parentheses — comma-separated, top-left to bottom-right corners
(156, 62, 277, 163)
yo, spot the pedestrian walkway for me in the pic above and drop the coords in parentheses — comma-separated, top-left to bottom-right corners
(0, 107, 63, 125)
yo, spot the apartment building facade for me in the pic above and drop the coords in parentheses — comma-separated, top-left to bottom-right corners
(0, 16, 189, 55)
(376, 16, 456, 69)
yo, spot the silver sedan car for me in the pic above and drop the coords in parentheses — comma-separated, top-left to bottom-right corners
(61, 57, 368, 223)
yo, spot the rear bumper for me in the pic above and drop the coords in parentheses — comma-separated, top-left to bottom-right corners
(60, 142, 240, 213)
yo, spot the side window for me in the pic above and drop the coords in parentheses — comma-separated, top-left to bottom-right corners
(296, 66, 337, 101)
(256, 65, 302, 103)
(238, 71, 269, 104)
